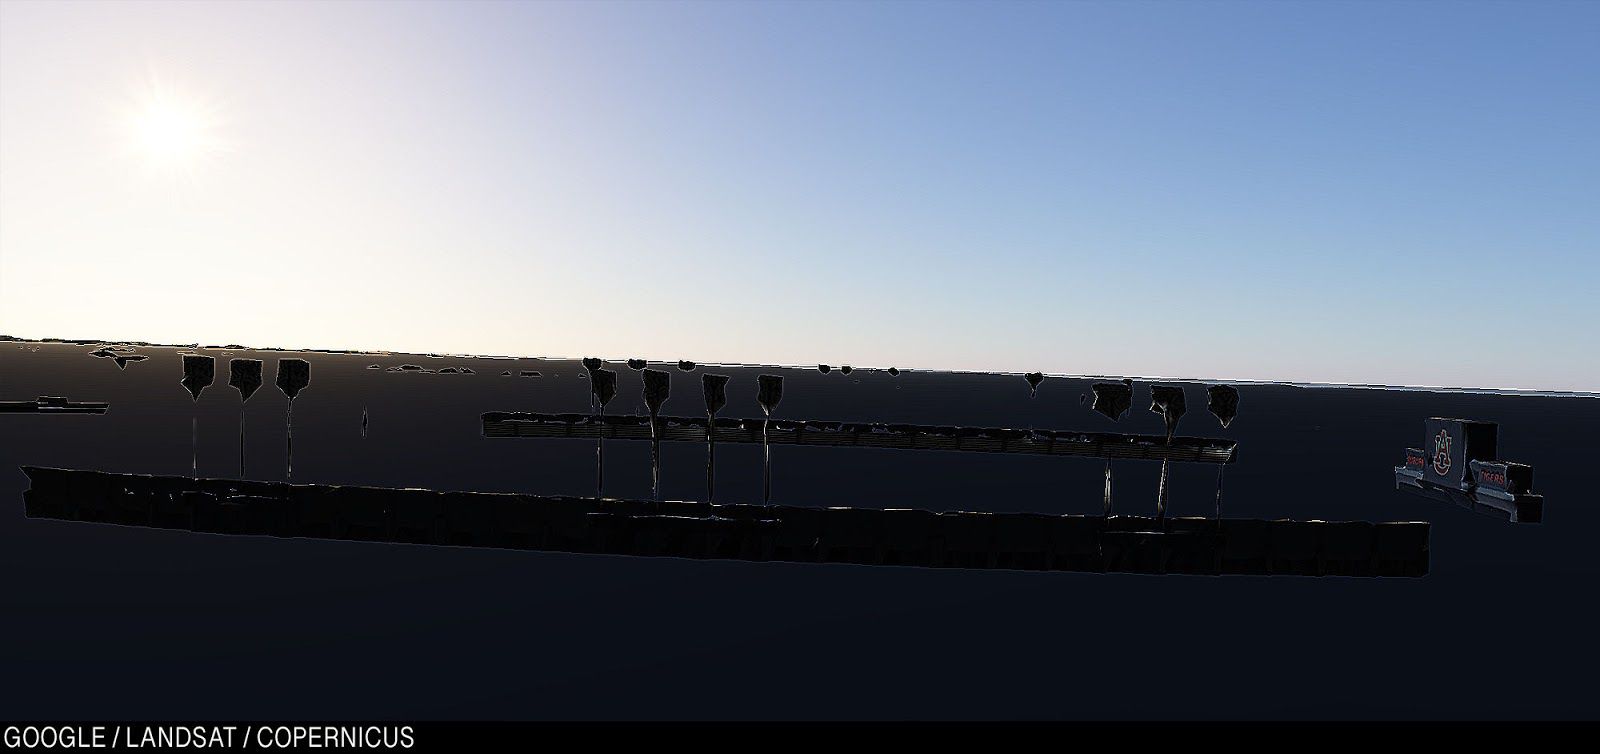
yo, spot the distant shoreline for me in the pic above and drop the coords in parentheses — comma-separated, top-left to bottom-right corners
(5, 332, 1594, 399)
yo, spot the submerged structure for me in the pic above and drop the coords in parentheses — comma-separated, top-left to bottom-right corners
(1394, 417, 1542, 524)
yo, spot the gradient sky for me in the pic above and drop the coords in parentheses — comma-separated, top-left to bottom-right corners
(1, 1, 1595, 391)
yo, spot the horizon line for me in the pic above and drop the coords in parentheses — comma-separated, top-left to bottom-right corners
(5, 331, 1594, 400)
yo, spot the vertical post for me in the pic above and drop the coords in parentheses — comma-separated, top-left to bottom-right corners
(228, 358, 262, 479)
(181, 354, 215, 479)
(1090, 380, 1132, 519)
(1207, 384, 1239, 522)
(582, 358, 602, 494)
(591, 368, 617, 499)
(1156, 456, 1171, 520)
(1213, 464, 1226, 520)
(285, 400, 294, 479)
(642, 369, 670, 502)
(757, 375, 784, 506)
(702, 374, 729, 504)
(275, 359, 310, 480)
(1103, 459, 1114, 517)
(1149, 385, 1187, 522)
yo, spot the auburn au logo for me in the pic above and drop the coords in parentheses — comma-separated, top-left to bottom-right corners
(1432, 429, 1453, 475)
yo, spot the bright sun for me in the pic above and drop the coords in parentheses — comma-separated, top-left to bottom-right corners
(123, 78, 225, 173)
(134, 101, 205, 161)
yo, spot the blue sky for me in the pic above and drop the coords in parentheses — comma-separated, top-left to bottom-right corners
(1, 1, 1595, 390)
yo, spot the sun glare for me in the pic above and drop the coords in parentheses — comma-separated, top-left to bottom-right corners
(122, 77, 225, 175)
(134, 101, 205, 161)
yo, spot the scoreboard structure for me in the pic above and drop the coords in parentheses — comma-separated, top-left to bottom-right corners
(1396, 418, 1541, 524)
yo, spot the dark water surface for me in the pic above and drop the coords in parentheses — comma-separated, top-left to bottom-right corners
(3, 341, 1597, 719)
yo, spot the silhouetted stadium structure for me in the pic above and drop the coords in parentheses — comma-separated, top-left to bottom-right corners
(275, 358, 310, 478)
(20, 466, 1429, 578)
(1395, 418, 1543, 524)
(590, 367, 617, 497)
(181, 355, 215, 477)
(0, 396, 109, 415)
(228, 359, 263, 477)
(702, 374, 730, 502)
(10, 347, 1453, 579)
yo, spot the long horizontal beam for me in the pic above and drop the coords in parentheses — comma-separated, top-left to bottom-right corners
(482, 411, 1237, 464)
(0, 397, 108, 415)
(20, 467, 1425, 577)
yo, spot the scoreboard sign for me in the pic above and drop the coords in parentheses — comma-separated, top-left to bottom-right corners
(1405, 447, 1427, 471)
(1471, 460, 1511, 492)
(1470, 459, 1534, 495)
(1423, 418, 1499, 488)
